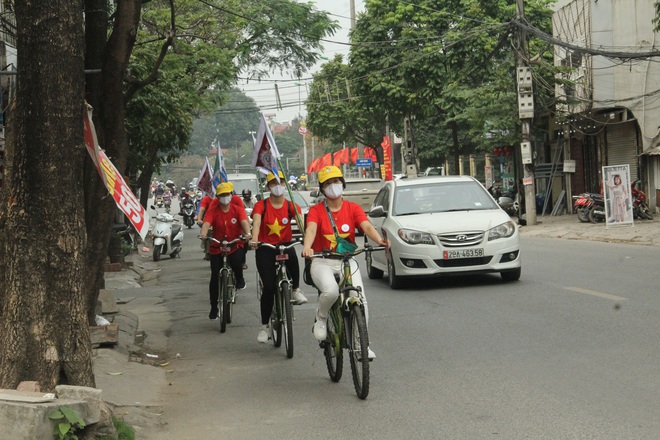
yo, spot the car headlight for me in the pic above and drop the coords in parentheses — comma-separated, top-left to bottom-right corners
(398, 228, 434, 245)
(487, 220, 517, 241)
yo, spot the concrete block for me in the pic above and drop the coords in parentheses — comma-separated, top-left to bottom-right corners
(0, 392, 88, 440)
(90, 323, 119, 347)
(98, 289, 118, 314)
(55, 385, 102, 425)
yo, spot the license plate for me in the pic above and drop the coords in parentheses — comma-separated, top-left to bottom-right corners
(275, 254, 289, 261)
(221, 246, 231, 253)
(443, 248, 483, 259)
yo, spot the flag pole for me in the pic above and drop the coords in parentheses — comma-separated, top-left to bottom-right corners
(277, 158, 305, 237)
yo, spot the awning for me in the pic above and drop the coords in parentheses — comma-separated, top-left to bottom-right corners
(641, 146, 660, 156)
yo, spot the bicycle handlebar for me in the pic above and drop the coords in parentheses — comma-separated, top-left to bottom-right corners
(201, 236, 248, 246)
(254, 239, 302, 252)
(309, 245, 386, 259)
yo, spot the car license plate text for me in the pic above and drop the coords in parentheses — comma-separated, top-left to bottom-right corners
(443, 248, 483, 259)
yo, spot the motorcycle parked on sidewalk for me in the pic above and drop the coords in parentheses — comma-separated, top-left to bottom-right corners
(149, 208, 183, 262)
(631, 181, 653, 220)
(572, 192, 605, 223)
(180, 197, 196, 229)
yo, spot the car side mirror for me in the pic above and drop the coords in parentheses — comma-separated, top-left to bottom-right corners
(368, 206, 387, 218)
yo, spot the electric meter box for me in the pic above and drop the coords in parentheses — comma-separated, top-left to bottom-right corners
(520, 142, 533, 164)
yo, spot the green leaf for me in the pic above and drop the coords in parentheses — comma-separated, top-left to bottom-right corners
(58, 422, 71, 436)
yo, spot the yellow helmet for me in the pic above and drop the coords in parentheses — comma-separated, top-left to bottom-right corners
(317, 166, 343, 184)
(215, 181, 234, 196)
(266, 170, 285, 184)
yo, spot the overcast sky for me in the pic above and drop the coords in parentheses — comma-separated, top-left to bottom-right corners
(236, 0, 365, 124)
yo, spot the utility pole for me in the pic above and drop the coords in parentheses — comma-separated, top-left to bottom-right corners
(516, 0, 537, 225)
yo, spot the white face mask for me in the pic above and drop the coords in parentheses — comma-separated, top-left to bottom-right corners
(270, 185, 285, 197)
(218, 195, 232, 205)
(324, 183, 343, 199)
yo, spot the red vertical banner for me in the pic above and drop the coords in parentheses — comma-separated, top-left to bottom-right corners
(381, 135, 393, 181)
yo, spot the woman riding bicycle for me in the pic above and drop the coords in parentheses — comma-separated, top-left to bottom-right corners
(250, 170, 308, 343)
(200, 181, 252, 320)
(301, 166, 389, 359)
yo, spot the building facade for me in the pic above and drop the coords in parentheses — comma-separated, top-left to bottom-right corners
(552, 0, 660, 210)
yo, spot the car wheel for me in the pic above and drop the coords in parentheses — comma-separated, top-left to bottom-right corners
(366, 248, 384, 279)
(501, 267, 521, 282)
(387, 253, 404, 289)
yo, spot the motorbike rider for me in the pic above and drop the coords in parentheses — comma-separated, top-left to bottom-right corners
(200, 182, 252, 320)
(301, 166, 389, 360)
(241, 188, 257, 210)
(249, 170, 308, 343)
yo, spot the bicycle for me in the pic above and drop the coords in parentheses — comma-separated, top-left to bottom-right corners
(309, 245, 385, 400)
(255, 239, 302, 359)
(206, 236, 244, 333)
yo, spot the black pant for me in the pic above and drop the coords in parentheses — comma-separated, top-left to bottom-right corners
(255, 246, 300, 325)
(209, 249, 245, 309)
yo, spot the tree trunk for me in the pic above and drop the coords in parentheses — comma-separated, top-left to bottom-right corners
(0, 0, 94, 390)
(450, 121, 460, 174)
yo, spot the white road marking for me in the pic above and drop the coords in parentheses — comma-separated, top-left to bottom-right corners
(565, 287, 628, 301)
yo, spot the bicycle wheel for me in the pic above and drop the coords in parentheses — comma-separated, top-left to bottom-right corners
(281, 282, 294, 359)
(270, 290, 282, 348)
(323, 310, 343, 382)
(219, 270, 229, 333)
(348, 303, 370, 400)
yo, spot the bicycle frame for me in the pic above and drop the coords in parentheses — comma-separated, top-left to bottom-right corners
(208, 237, 243, 332)
(257, 240, 301, 358)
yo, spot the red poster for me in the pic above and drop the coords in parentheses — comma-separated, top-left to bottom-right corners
(381, 136, 393, 181)
(84, 103, 150, 240)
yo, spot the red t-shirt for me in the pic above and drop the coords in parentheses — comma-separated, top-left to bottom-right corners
(252, 199, 301, 245)
(306, 201, 367, 252)
(200, 195, 212, 211)
(204, 203, 248, 255)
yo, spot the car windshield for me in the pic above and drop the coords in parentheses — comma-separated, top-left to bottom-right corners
(393, 181, 498, 215)
(283, 191, 309, 208)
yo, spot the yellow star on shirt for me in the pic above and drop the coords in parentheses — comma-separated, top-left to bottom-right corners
(323, 232, 350, 250)
(267, 218, 286, 237)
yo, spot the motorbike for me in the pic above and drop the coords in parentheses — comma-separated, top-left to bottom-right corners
(163, 192, 172, 213)
(180, 197, 196, 229)
(154, 194, 164, 208)
(572, 192, 605, 223)
(631, 181, 653, 220)
(488, 184, 520, 217)
(149, 209, 184, 262)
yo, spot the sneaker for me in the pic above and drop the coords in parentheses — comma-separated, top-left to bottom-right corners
(242, 263, 248, 270)
(236, 279, 246, 290)
(257, 325, 269, 343)
(368, 347, 376, 360)
(209, 307, 218, 320)
(313, 315, 327, 341)
(292, 288, 308, 305)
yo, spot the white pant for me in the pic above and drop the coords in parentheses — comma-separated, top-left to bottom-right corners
(310, 257, 369, 325)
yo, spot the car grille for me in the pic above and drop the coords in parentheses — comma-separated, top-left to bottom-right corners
(434, 256, 493, 267)
(437, 231, 484, 247)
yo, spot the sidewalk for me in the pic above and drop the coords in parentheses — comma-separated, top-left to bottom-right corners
(95, 250, 169, 439)
(518, 213, 660, 247)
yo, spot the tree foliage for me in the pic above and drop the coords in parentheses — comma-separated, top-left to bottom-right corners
(306, 0, 557, 167)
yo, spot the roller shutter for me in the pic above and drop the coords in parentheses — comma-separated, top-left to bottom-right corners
(606, 122, 638, 181)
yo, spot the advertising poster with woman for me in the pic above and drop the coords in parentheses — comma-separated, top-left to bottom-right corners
(603, 165, 634, 227)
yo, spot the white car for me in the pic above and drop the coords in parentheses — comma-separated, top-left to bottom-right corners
(365, 176, 521, 289)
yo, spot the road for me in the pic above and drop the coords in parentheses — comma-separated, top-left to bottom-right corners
(144, 203, 660, 439)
